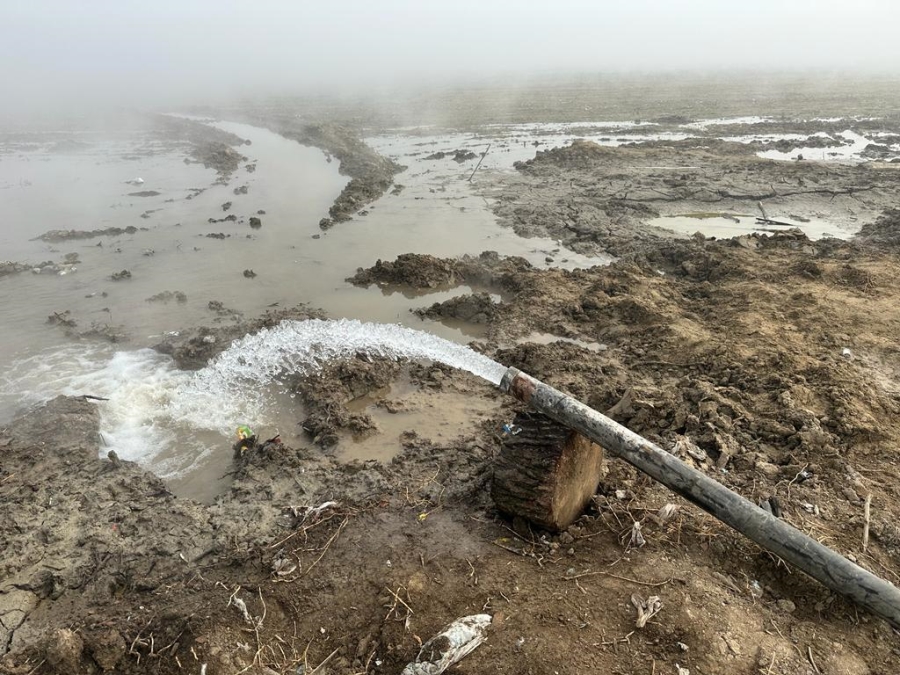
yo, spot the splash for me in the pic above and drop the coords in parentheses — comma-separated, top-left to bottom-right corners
(3, 320, 506, 478)
(170, 319, 506, 432)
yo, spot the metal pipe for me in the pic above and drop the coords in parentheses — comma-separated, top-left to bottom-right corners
(500, 367, 900, 629)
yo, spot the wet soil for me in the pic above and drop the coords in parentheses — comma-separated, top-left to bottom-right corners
(6, 222, 900, 673)
(480, 138, 900, 257)
(6, 92, 900, 675)
(279, 123, 404, 229)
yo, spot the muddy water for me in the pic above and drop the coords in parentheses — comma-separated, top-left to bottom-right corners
(343, 377, 500, 464)
(650, 214, 855, 241)
(0, 118, 609, 499)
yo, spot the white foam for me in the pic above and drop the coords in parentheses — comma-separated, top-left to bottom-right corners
(171, 319, 507, 434)
(3, 320, 507, 474)
(1, 345, 192, 467)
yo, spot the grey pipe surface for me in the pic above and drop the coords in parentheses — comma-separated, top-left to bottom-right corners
(500, 367, 900, 629)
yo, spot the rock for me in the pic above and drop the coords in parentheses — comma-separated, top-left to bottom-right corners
(110, 269, 132, 281)
(243, 269, 257, 278)
(249, 217, 262, 229)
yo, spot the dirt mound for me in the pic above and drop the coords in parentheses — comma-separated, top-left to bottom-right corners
(189, 142, 246, 177)
(282, 123, 405, 228)
(0, 262, 31, 278)
(297, 355, 403, 448)
(514, 139, 618, 172)
(348, 251, 532, 292)
(856, 209, 900, 249)
(424, 149, 478, 162)
(415, 292, 499, 324)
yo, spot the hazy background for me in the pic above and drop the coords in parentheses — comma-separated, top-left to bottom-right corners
(2, 0, 900, 120)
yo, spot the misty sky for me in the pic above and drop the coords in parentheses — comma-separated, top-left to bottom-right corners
(3, 0, 899, 114)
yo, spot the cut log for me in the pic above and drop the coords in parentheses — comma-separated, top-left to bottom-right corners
(491, 412, 605, 531)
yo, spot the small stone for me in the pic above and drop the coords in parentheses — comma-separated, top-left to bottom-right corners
(559, 532, 574, 545)
(776, 599, 796, 613)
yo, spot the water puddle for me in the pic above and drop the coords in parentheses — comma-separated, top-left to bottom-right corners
(756, 130, 876, 162)
(341, 377, 499, 463)
(651, 214, 855, 241)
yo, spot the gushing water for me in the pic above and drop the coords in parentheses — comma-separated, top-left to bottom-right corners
(170, 319, 507, 432)
(3, 320, 506, 482)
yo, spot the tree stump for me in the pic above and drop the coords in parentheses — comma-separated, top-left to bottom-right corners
(491, 411, 605, 531)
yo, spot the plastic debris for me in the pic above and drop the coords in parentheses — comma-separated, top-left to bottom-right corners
(749, 580, 763, 599)
(654, 503, 680, 525)
(401, 614, 492, 675)
(841, 347, 853, 359)
(631, 594, 662, 628)
(501, 423, 522, 436)
(628, 521, 646, 548)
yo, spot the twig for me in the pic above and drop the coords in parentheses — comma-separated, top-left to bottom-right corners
(302, 516, 349, 576)
(468, 144, 492, 182)
(309, 647, 340, 675)
(384, 586, 414, 617)
(807, 646, 821, 674)
(599, 630, 634, 647)
(863, 494, 872, 553)
(563, 570, 672, 587)
(24, 660, 46, 675)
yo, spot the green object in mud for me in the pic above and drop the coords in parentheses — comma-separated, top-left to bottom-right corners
(236, 425, 254, 440)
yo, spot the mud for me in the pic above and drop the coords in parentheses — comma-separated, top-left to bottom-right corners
(6, 95, 900, 675)
(279, 123, 404, 229)
(33, 226, 142, 242)
(348, 251, 531, 293)
(415, 292, 499, 324)
(856, 208, 900, 248)
(480, 138, 900, 257)
(0, 262, 31, 278)
(153, 305, 325, 370)
(153, 115, 248, 178)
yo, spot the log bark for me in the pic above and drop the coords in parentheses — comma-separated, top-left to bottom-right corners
(491, 412, 605, 531)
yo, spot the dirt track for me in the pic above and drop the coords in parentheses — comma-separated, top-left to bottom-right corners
(4, 102, 900, 674)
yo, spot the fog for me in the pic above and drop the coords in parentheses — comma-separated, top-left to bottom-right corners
(3, 0, 900, 119)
